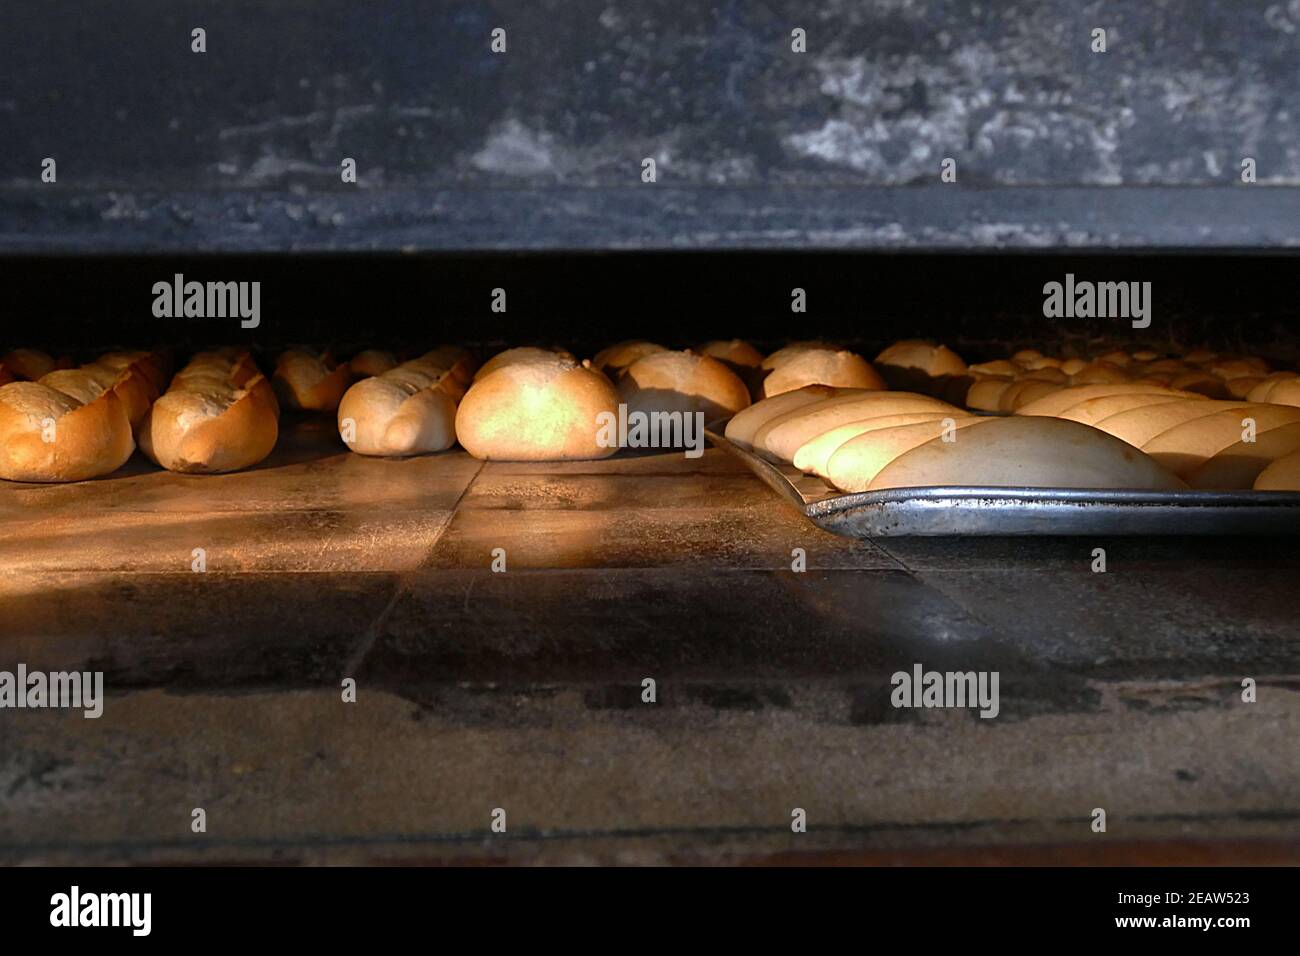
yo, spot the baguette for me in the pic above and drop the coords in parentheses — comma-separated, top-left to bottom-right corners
(592, 340, 667, 377)
(337, 350, 462, 457)
(864, 417, 1185, 492)
(273, 349, 351, 411)
(0, 381, 135, 482)
(139, 351, 279, 473)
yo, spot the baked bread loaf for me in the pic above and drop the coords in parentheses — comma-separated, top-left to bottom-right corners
(1090, 399, 1247, 448)
(1015, 384, 1200, 418)
(697, 339, 763, 370)
(337, 350, 462, 457)
(474, 346, 574, 382)
(139, 351, 279, 473)
(1, 348, 65, 381)
(618, 350, 751, 425)
(1255, 448, 1300, 491)
(1187, 421, 1300, 489)
(456, 354, 619, 461)
(759, 348, 885, 399)
(874, 340, 969, 401)
(38, 351, 163, 430)
(856, 417, 1186, 492)
(273, 349, 352, 411)
(0, 381, 135, 482)
(592, 341, 667, 377)
(794, 411, 975, 479)
(1139, 404, 1300, 477)
(825, 417, 988, 491)
(349, 350, 398, 378)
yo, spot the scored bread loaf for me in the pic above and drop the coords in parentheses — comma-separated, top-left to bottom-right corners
(337, 350, 462, 457)
(860, 417, 1185, 492)
(759, 348, 884, 399)
(273, 349, 352, 412)
(591, 341, 667, 378)
(723, 384, 845, 451)
(0, 380, 135, 482)
(456, 353, 619, 461)
(618, 350, 751, 425)
(474, 346, 574, 382)
(139, 350, 279, 473)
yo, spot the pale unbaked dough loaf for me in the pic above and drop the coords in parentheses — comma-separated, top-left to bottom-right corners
(456, 355, 619, 461)
(618, 350, 751, 424)
(139, 352, 279, 473)
(723, 384, 844, 451)
(759, 348, 885, 399)
(0, 381, 135, 482)
(863, 417, 1186, 492)
(1254, 448, 1300, 491)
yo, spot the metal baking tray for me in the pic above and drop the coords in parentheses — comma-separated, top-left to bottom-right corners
(704, 429, 1300, 537)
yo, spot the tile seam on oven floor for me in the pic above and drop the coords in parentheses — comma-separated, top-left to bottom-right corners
(5, 808, 1300, 856)
(341, 458, 487, 677)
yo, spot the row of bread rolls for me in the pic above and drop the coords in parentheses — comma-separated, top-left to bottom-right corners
(724, 384, 1185, 492)
(0, 350, 169, 481)
(1011, 384, 1300, 490)
(966, 347, 1300, 413)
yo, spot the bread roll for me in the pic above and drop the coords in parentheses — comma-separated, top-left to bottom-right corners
(1, 348, 62, 381)
(969, 360, 1019, 377)
(1255, 448, 1300, 491)
(759, 348, 884, 399)
(697, 339, 763, 369)
(723, 384, 845, 451)
(864, 417, 1185, 492)
(1059, 358, 1089, 376)
(1069, 361, 1131, 385)
(825, 417, 989, 492)
(618, 350, 750, 424)
(456, 356, 619, 461)
(1186, 422, 1300, 489)
(1260, 378, 1300, 408)
(1015, 384, 1198, 418)
(997, 379, 1064, 412)
(1245, 372, 1299, 403)
(139, 352, 279, 473)
(1169, 371, 1229, 399)
(474, 346, 574, 381)
(753, 392, 959, 463)
(1141, 404, 1300, 477)
(0, 382, 135, 482)
(592, 340, 668, 377)
(350, 350, 398, 378)
(761, 341, 836, 371)
(1011, 349, 1044, 365)
(794, 411, 973, 478)
(337, 352, 461, 457)
(273, 349, 351, 411)
(874, 340, 969, 401)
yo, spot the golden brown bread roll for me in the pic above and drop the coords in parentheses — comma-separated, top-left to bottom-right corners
(759, 348, 884, 399)
(456, 355, 618, 461)
(591, 340, 667, 377)
(139, 352, 279, 473)
(337, 350, 461, 457)
(273, 349, 351, 412)
(0, 381, 135, 482)
(1, 348, 63, 381)
(761, 341, 837, 371)
(874, 340, 970, 401)
(474, 346, 574, 381)
(618, 350, 751, 424)
(697, 339, 763, 369)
